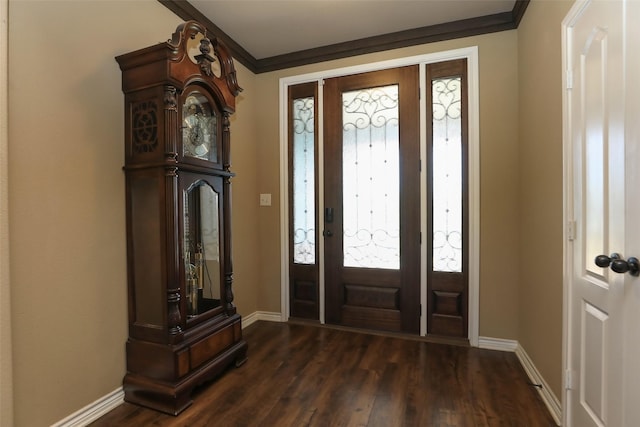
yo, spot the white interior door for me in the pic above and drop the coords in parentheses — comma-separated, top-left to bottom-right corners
(565, 0, 640, 425)
(621, 1, 640, 424)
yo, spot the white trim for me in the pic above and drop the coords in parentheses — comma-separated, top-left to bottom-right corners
(515, 344, 563, 426)
(478, 336, 518, 352)
(278, 78, 291, 323)
(466, 47, 481, 348)
(561, 2, 589, 427)
(242, 311, 284, 328)
(51, 388, 125, 427)
(279, 46, 480, 345)
(478, 337, 562, 426)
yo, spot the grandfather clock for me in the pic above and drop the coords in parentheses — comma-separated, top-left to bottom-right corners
(116, 21, 247, 415)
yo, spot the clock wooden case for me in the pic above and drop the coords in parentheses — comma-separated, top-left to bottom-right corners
(116, 21, 247, 415)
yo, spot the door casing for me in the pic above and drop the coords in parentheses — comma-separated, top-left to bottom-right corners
(278, 47, 480, 343)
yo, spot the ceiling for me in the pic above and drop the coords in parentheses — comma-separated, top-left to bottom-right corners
(160, 0, 528, 73)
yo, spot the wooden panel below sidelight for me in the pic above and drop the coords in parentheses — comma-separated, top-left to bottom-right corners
(430, 313, 465, 337)
(294, 280, 317, 302)
(433, 290, 462, 316)
(430, 288, 465, 336)
(428, 271, 467, 337)
(290, 264, 319, 320)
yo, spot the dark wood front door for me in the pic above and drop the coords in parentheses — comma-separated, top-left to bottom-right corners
(323, 66, 421, 334)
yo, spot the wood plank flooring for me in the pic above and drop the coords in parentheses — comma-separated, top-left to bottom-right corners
(90, 321, 557, 426)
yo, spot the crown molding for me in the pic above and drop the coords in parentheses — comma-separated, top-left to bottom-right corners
(159, 0, 530, 74)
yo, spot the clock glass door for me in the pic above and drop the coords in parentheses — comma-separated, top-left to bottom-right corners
(182, 174, 223, 320)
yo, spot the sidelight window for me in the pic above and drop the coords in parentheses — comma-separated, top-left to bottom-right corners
(292, 96, 316, 265)
(431, 77, 463, 273)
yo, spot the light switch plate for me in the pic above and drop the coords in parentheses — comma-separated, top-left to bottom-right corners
(259, 193, 272, 206)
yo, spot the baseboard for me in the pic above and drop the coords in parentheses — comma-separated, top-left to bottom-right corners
(479, 337, 561, 425)
(515, 344, 562, 426)
(242, 310, 283, 328)
(51, 388, 124, 427)
(478, 336, 518, 352)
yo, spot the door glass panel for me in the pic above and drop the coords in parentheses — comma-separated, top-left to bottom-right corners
(583, 39, 605, 276)
(292, 96, 316, 264)
(342, 85, 399, 269)
(432, 77, 462, 272)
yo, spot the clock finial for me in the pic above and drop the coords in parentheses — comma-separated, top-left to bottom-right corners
(195, 34, 215, 77)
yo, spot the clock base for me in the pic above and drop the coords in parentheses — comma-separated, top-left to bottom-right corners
(123, 314, 247, 415)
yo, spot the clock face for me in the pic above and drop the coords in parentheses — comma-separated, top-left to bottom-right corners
(182, 92, 217, 162)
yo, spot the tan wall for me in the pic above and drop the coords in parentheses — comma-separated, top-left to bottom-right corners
(7, 1, 259, 425)
(517, 0, 574, 399)
(228, 62, 261, 318)
(254, 31, 522, 339)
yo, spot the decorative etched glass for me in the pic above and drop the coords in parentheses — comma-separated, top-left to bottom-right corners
(432, 77, 463, 272)
(292, 97, 316, 264)
(342, 85, 400, 269)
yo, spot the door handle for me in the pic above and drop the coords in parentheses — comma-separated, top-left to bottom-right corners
(594, 253, 620, 267)
(325, 207, 334, 223)
(611, 257, 640, 276)
(595, 253, 640, 276)
(323, 230, 333, 237)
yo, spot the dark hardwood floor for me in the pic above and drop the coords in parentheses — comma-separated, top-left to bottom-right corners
(91, 321, 557, 426)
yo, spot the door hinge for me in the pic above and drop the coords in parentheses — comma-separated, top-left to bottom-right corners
(419, 232, 422, 244)
(565, 369, 573, 390)
(419, 159, 422, 172)
(567, 220, 576, 241)
(566, 69, 573, 90)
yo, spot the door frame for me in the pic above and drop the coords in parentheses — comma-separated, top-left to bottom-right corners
(278, 46, 480, 345)
(562, 4, 579, 425)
